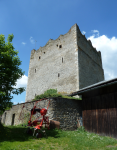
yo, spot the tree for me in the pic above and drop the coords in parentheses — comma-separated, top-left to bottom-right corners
(0, 103, 13, 115)
(0, 34, 25, 112)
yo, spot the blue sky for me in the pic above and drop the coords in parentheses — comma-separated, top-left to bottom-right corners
(1, 0, 117, 105)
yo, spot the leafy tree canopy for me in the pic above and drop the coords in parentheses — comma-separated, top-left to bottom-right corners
(0, 34, 25, 112)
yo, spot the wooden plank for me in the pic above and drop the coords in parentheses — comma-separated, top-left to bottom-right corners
(109, 93, 116, 137)
(97, 95, 103, 135)
(103, 95, 108, 136)
(88, 109, 92, 132)
(95, 96, 100, 134)
(114, 92, 117, 138)
(82, 98, 86, 111)
(91, 109, 96, 133)
(111, 108, 115, 137)
(100, 94, 107, 136)
(83, 109, 88, 131)
(115, 108, 117, 138)
(82, 99, 87, 130)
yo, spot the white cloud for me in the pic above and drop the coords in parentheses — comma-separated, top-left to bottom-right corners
(92, 30, 99, 33)
(21, 101, 24, 103)
(21, 42, 26, 45)
(88, 31, 117, 80)
(82, 31, 86, 35)
(13, 75, 28, 88)
(30, 36, 35, 44)
(91, 30, 99, 36)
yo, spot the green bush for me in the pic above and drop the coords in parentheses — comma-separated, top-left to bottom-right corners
(5, 107, 11, 111)
(44, 89, 57, 95)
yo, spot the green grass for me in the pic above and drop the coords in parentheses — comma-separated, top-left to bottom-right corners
(0, 123, 117, 150)
(33, 88, 81, 101)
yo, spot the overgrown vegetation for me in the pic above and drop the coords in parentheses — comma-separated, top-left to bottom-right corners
(0, 123, 117, 150)
(0, 106, 12, 115)
(33, 89, 81, 101)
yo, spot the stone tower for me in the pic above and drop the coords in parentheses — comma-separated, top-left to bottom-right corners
(25, 24, 104, 102)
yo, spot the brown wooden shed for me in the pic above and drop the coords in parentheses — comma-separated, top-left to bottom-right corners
(68, 78, 117, 138)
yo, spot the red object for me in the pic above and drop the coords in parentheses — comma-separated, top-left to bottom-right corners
(40, 108, 47, 115)
(19, 98, 50, 132)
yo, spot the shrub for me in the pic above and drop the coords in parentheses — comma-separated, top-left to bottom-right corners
(44, 89, 57, 95)
(33, 89, 82, 101)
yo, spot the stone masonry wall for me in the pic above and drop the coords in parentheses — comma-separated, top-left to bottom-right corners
(1, 98, 82, 130)
(25, 23, 104, 102)
(76, 25, 104, 89)
(26, 24, 79, 102)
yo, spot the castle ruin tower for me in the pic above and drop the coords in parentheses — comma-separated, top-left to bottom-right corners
(25, 24, 104, 102)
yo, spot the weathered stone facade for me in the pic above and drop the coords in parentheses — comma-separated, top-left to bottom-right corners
(1, 98, 82, 130)
(25, 24, 104, 102)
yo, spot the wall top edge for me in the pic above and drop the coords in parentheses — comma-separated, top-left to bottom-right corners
(31, 23, 81, 53)
(15, 97, 81, 106)
(30, 23, 100, 55)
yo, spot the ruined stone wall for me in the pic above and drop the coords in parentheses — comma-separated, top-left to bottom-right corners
(76, 25, 104, 89)
(26, 24, 79, 102)
(1, 98, 82, 130)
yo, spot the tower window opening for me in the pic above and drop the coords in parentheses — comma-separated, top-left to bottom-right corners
(44, 52, 45, 54)
(39, 56, 41, 59)
(62, 57, 63, 63)
(59, 45, 62, 48)
(56, 44, 58, 47)
(35, 69, 36, 73)
(58, 73, 60, 77)
(35, 94, 36, 97)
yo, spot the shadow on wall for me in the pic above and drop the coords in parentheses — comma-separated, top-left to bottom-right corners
(3, 112, 7, 124)
(0, 115, 2, 123)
